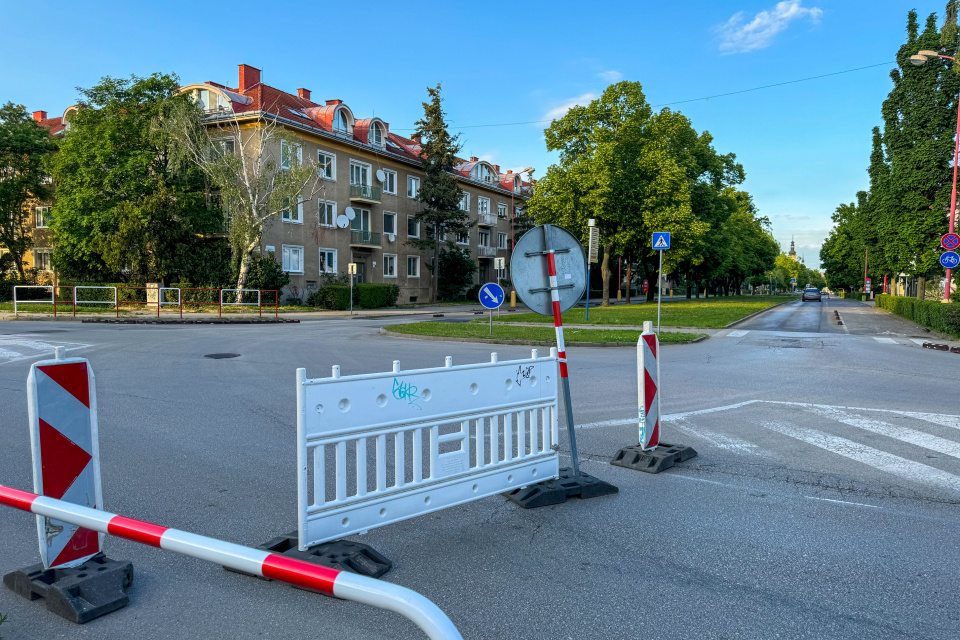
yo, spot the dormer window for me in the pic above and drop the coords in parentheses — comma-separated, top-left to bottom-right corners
(513, 176, 521, 193)
(334, 109, 350, 133)
(191, 88, 230, 112)
(370, 123, 384, 147)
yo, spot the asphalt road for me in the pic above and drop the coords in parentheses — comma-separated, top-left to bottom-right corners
(1, 298, 959, 639)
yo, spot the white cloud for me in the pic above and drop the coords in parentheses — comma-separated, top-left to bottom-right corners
(544, 93, 598, 121)
(717, 1, 822, 54)
(598, 70, 623, 83)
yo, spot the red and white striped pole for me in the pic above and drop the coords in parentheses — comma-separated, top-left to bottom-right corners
(0, 485, 462, 640)
(638, 321, 660, 450)
(542, 224, 582, 476)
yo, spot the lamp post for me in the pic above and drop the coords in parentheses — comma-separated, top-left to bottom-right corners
(911, 49, 959, 302)
(508, 167, 535, 297)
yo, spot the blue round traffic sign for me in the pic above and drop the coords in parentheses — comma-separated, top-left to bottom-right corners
(942, 233, 960, 251)
(940, 251, 960, 269)
(478, 282, 505, 309)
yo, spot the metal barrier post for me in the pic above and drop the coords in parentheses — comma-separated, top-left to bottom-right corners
(219, 289, 223, 318)
(72, 286, 77, 318)
(0, 486, 462, 640)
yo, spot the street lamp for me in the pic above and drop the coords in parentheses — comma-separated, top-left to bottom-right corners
(912, 49, 958, 302)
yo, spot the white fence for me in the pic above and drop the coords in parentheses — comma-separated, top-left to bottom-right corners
(220, 288, 260, 307)
(13, 285, 54, 313)
(74, 286, 117, 309)
(297, 349, 560, 549)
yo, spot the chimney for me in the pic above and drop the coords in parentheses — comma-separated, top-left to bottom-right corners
(507, 170, 513, 174)
(470, 156, 478, 162)
(33, 110, 47, 122)
(238, 64, 261, 91)
(297, 88, 311, 101)
(493, 164, 500, 173)
(325, 99, 343, 106)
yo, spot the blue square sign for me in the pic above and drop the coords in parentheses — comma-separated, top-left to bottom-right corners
(652, 232, 671, 250)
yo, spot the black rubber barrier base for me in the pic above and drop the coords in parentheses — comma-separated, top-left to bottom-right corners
(225, 532, 392, 581)
(82, 318, 298, 324)
(504, 467, 619, 508)
(610, 442, 698, 474)
(2, 553, 132, 624)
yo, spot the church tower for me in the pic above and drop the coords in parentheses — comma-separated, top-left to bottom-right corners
(788, 237, 797, 261)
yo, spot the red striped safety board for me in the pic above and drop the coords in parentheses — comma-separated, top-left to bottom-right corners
(638, 330, 660, 450)
(27, 356, 103, 569)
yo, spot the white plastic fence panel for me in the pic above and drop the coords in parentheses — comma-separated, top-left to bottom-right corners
(13, 286, 54, 313)
(297, 349, 561, 549)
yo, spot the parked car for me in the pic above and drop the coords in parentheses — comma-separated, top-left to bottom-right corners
(802, 287, 822, 302)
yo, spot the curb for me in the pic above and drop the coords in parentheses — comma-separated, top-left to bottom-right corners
(378, 327, 708, 348)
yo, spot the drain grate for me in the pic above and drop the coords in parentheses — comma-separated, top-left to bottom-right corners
(204, 353, 240, 359)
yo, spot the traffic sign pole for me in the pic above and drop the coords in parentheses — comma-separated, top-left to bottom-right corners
(657, 249, 663, 335)
(651, 232, 670, 335)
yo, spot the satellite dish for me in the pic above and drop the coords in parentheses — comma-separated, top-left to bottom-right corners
(345, 207, 356, 221)
(376, 169, 385, 182)
(336, 214, 349, 229)
(511, 224, 586, 316)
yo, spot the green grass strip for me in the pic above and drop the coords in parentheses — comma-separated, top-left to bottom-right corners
(385, 322, 704, 344)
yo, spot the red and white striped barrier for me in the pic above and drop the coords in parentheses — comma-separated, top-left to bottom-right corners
(638, 321, 660, 450)
(0, 484, 462, 640)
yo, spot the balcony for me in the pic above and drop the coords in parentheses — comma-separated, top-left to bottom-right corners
(350, 230, 381, 248)
(477, 213, 497, 227)
(478, 246, 497, 258)
(350, 184, 382, 204)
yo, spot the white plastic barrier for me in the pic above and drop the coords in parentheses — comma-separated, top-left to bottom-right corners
(297, 349, 560, 549)
(13, 285, 54, 313)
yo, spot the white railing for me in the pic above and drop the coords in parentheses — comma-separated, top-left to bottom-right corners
(297, 350, 560, 549)
(13, 285, 54, 313)
(478, 246, 497, 257)
(74, 286, 117, 309)
(220, 288, 261, 307)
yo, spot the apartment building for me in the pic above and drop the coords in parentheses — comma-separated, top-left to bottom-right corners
(180, 64, 533, 303)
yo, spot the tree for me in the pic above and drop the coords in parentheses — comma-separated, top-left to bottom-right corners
(165, 99, 318, 293)
(528, 82, 708, 306)
(46, 73, 225, 283)
(0, 103, 56, 278)
(409, 84, 472, 303)
(436, 246, 477, 301)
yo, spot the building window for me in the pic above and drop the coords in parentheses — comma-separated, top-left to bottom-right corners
(407, 256, 420, 278)
(318, 151, 336, 180)
(280, 140, 302, 170)
(498, 233, 507, 249)
(334, 109, 350, 134)
(383, 211, 397, 236)
(382, 169, 396, 194)
(383, 253, 397, 278)
(457, 230, 469, 245)
(460, 192, 470, 211)
(370, 123, 384, 147)
(209, 137, 235, 161)
(498, 203, 508, 219)
(407, 176, 420, 198)
(478, 197, 490, 216)
(33, 248, 52, 272)
(319, 200, 336, 227)
(282, 245, 304, 273)
(319, 247, 337, 273)
(282, 198, 303, 224)
(407, 216, 420, 238)
(35, 206, 51, 229)
(350, 160, 371, 186)
(478, 230, 490, 247)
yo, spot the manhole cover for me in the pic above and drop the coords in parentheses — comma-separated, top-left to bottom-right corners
(204, 353, 240, 359)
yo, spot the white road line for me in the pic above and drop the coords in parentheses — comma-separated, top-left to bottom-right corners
(727, 330, 749, 338)
(899, 411, 960, 432)
(663, 400, 760, 421)
(763, 421, 960, 494)
(0, 347, 25, 360)
(670, 419, 759, 452)
(576, 418, 634, 430)
(805, 406, 960, 461)
(873, 337, 897, 344)
(911, 339, 927, 345)
(804, 496, 880, 509)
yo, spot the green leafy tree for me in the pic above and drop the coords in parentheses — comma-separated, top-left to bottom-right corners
(46, 73, 224, 283)
(0, 103, 56, 278)
(436, 246, 477, 301)
(409, 84, 472, 303)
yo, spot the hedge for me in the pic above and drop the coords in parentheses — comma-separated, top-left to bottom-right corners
(356, 283, 399, 309)
(875, 294, 960, 338)
(308, 285, 353, 310)
(306, 283, 400, 310)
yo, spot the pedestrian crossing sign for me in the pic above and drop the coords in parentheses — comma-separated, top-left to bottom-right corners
(652, 232, 670, 250)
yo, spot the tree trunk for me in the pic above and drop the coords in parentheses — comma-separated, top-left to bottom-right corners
(917, 275, 926, 301)
(235, 239, 259, 302)
(14, 254, 26, 280)
(600, 243, 612, 307)
(624, 262, 632, 305)
(433, 223, 440, 304)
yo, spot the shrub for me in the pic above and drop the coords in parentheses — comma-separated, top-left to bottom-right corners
(356, 283, 400, 309)
(875, 294, 960, 337)
(436, 247, 477, 301)
(245, 253, 290, 293)
(307, 285, 353, 310)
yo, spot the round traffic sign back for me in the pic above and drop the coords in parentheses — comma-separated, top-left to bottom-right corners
(940, 251, 960, 269)
(942, 233, 960, 251)
(510, 224, 586, 316)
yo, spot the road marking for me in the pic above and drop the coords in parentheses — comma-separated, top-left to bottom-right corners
(727, 330, 749, 338)
(804, 496, 880, 509)
(762, 421, 960, 494)
(910, 339, 927, 345)
(671, 419, 759, 452)
(576, 418, 634, 430)
(0, 347, 24, 360)
(873, 337, 897, 344)
(899, 411, 960, 432)
(662, 400, 760, 421)
(804, 406, 960, 461)
(0, 337, 90, 366)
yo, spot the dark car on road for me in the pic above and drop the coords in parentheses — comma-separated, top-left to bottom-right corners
(802, 287, 822, 302)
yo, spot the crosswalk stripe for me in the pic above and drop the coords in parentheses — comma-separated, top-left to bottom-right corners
(873, 337, 897, 344)
(910, 339, 927, 345)
(727, 330, 749, 338)
(805, 406, 960, 461)
(899, 411, 960, 432)
(671, 419, 759, 452)
(762, 421, 960, 494)
(0, 347, 24, 360)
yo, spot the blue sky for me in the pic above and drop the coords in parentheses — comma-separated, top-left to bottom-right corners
(1, 1, 951, 269)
